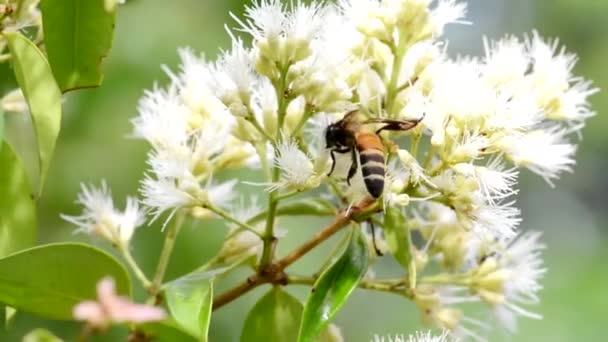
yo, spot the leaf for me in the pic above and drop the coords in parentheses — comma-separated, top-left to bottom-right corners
(40, 0, 116, 92)
(137, 321, 197, 342)
(241, 288, 303, 342)
(297, 228, 369, 342)
(0, 243, 131, 320)
(249, 198, 337, 224)
(0, 142, 36, 258)
(0, 110, 4, 146)
(5, 32, 62, 195)
(22, 328, 63, 342)
(383, 206, 413, 270)
(165, 279, 213, 341)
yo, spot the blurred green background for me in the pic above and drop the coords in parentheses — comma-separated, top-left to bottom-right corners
(1, 0, 607, 341)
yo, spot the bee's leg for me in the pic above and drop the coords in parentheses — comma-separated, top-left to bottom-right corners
(368, 220, 383, 256)
(327, 150, 337, 177)
(346, 148, 358, 185)
(328, 147, 351, 177)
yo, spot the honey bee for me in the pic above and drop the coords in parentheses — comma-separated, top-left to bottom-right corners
(325, 110, 424, 199)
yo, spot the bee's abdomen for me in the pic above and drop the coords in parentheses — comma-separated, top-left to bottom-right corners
(357, 133, 385, 198)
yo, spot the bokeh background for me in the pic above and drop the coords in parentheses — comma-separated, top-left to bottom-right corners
(1, 0, 607, 341)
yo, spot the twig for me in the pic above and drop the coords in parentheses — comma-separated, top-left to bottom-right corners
(212, 198, 380, 311)
(212, 275, 264, 311)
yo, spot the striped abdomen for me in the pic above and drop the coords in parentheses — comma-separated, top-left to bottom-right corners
(356, 133, 385, 198)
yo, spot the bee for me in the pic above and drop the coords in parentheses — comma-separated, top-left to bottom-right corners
(325, 110, 424, 199)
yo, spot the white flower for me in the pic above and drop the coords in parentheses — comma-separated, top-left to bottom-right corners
(471, 199, 521, 240)
(471, 232, 546, 333)
(205, 179, 238, 208)
(371, 330, 455, 342)
(62, 182, 146, 248)
(453, 159, 518, 203)
(430, 0, 468, 37)
(269, 136, 316, 191)
(131, 86, 190, 151)
(482, 36, 528, 88)
(498, 127, 576, 186)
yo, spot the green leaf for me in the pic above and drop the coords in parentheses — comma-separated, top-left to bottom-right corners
(40, 0, 116, 92)
(0, 142, 36, 258)
(22, 328, 63, 342)
(0, 110, 4, 146)
(0, 243, 131, 320)
(383, 206, 413, 270)
(5, 32, 62, 196)
(165, 279, 213, 341)
(249, 198, 337, 224)
(297, 228, 369, 342)
(241, 288, 303, 342)
(137, 321, 197, 342)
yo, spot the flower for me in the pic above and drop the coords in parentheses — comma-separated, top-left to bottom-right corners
(268, 136, 318, 191)
(61, 182, 145, 248)
(73, 277, 166, 328)
(371, 330, 455, 342)
(471, 231, 546, 333)
(498, 127, 576, 186)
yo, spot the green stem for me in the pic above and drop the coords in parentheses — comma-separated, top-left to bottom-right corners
(148, 211, 185, 299)
(119, 246, 151, 288)
(423, 144, 437, 169)
(286, 274, 412, 298)
(290, 108, 314, 138)
(385, 41, 409, 117)
(260, 63, 292, 268)
(419, 274, 471, 286)
(410, 132, 421, 160)
(247, 115, 274, 142)
(260, 168, 280, 267)
(206, 203, 262, 237)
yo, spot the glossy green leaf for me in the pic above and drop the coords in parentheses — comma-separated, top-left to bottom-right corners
(297, 228, 369, 342)
(5, 32, 62, 195)
(0, 243, 131, 320)
(241, 288, 303, 342)
(249, 198, 337, 224)
(22, 328, 63, 342)
(138, 321, 197, 342)
(40, 0, 116, 92)
(383, 206, 413, 270)
(0, 142, 36, 258)
(165, 279, 213, 341)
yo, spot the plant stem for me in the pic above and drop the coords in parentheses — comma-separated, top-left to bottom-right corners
(260, 167, 280, 267)
(206, 203, 262, 237)
(247, 115, 274, 142)
(286, 275, 413, 298)
(148, 211, 184, 299)
(119, 247, 151, 288)
(212, 275, 264, 311)
(410, 132, 421, 160)
(260, 63, 292, 268)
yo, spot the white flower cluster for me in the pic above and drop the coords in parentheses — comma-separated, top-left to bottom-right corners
(61, 181, 145, 250)
(373, 330, 456, 342)
(62, 0, 596, 340)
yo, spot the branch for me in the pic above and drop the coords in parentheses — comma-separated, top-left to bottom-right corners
(212, 198, 380, 311)
(212, 275, 264, 311)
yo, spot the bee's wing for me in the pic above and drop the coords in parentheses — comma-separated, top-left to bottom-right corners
(363, 115, 425, 132)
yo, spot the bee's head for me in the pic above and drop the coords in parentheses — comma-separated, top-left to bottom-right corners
(325, 123, 341, 148)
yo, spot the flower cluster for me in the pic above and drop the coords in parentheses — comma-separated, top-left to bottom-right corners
(62, 0, 596, 340)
